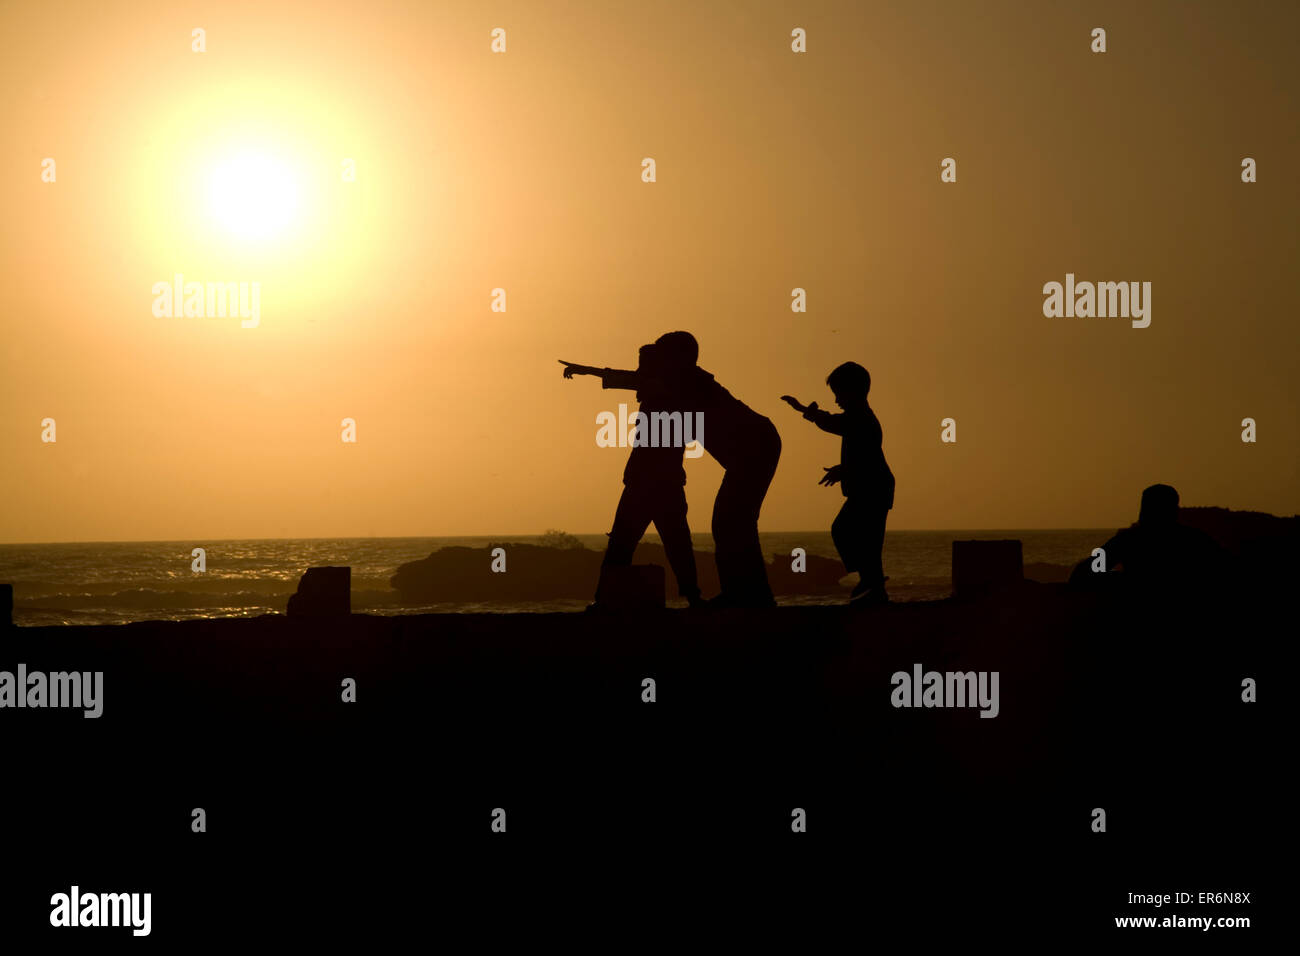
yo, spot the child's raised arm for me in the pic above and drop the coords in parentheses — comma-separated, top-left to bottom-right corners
(559, 360, 643, 391)
(799, 400, 846, 436)
(783, 395, 843, 433)
(559, 360, 602, 379)
(598, 367, 640, 390)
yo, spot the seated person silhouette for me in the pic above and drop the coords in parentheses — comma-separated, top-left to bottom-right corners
(560, 343, 703, 609)
(1068, 484, 1226, 590)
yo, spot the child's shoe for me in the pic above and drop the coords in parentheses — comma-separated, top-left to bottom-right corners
(850, 576, 889, 605)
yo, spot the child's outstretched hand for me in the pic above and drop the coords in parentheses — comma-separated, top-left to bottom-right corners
(560, 360, 598, 379)
(781, 395, 814, 414)
(818, 465, 843, 487)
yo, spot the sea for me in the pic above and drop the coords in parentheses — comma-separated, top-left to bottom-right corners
(0, 531, 1107, 627)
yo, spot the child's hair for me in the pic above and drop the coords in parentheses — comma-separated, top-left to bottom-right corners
(654, 331, 699, 371)
(637, 342, 663, 374)
(826, 361, 871, 399)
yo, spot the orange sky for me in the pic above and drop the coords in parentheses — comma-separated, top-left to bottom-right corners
(2, 0, 1297, 543)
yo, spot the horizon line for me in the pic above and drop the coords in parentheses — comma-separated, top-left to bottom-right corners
(0, 527, 1132, 547)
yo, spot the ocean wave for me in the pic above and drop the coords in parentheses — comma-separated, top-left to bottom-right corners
(20, 588, 293, 610)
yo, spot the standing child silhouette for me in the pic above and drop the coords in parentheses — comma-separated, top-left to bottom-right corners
(560, 343, 704, 609)
(783, 362, 894, 604)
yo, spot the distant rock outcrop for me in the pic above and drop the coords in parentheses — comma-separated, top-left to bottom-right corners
(595, 565, 666, 611)
(1066, 505, 1299, 589)
(1178, 506, 1299, 586)
(952, 540, 1023, 599)
(287, 567, 351, 617)
(1177, 506, 1298, 552)
(389, 541, 848, 604)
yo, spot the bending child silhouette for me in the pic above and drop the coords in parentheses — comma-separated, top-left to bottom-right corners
(659, 332, 782, 608)
(783, 361, 894, 604)
(565, 331, 782, 608)
(560, 343, 703, 609)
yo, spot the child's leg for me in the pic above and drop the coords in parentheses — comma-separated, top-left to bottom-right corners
(831, 498, 862, 574)
(711, 428, 780, 605)
(602, 484, 654, 569)
(594, 484, 656, 604)
(862, 505, 888, 589)
(834, 497, 888, 589)
(652, 486, 700, 600)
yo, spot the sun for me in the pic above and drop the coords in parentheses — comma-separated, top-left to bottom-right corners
(207, 151, 300, 242)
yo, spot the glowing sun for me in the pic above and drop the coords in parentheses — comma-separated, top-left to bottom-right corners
(208, 151, 300, 241)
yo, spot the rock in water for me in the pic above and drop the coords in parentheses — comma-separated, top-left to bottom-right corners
(952, 540, 1023, 599)
(287, 567, 351, 617)
(594, 565, 666, 611)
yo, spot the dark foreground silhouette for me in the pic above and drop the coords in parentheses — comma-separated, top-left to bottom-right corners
(2, 578, 1272, 940)
(4, 504, 1288, 939)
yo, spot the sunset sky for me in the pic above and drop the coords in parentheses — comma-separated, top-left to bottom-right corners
(2, 0, 1296, 543)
